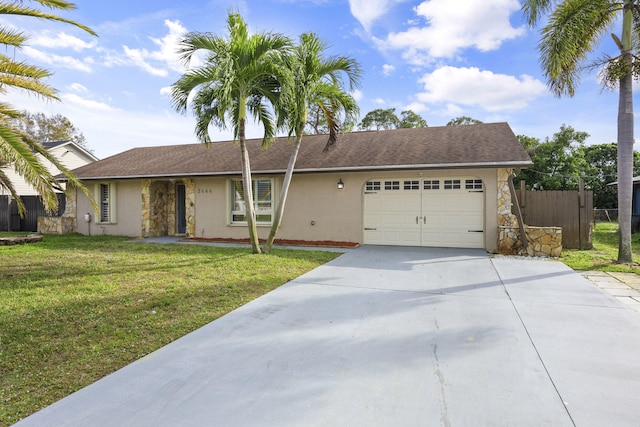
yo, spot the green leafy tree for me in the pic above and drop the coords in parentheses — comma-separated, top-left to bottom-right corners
(522, 0, 639, 262)
(171, 12, 291, 254)
(582, 143, 640, 209)
(446, 116, 483, 126)
(263, 32, 361, 253)
(515, 125, 588, 190)
(0, 1, 96, 215)
(304, 101, 357, 135)
(399, 110, 428, 128)
(10, 111, 90, 150)
(358, 108, 400, 130)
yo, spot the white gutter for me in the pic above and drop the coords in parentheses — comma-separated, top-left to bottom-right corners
(59, 161, 533, 181)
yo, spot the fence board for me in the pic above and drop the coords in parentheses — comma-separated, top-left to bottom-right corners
(518, 187, 593, 250)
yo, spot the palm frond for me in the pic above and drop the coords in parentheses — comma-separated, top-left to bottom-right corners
(0, 2, 96, 36)
(539, 0, 617, 96)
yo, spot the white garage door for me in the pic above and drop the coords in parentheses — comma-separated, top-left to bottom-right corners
(363, 177, 485, 248)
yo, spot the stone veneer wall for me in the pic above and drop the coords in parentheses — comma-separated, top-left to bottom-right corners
(37, 184, 77, 234)
(496, 168, 563, 257)
(141, 179, 195, 238)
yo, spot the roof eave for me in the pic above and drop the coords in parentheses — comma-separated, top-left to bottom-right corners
(59, 161, 533, 181)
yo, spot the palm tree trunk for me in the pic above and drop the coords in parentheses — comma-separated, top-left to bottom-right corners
(263, 129, 303, 253)
(617, 3, 634, 264)
(617, 67, 634, 263)
(239, 118, 262, 254)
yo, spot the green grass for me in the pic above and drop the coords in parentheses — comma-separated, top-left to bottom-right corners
(0, 234, 340, 426)
(561, 222, 640, 273)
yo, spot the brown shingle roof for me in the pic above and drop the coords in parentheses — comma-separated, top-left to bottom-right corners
(69, 122, 531, 180)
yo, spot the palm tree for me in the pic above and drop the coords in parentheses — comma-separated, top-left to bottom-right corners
(522, 0, 638, 263)
(171, 12, 292, 254)
(0, 1, 96, 216)
(263, 33, 361, 253)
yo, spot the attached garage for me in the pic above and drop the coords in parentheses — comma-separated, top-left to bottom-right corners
(363, 177, 484, 248)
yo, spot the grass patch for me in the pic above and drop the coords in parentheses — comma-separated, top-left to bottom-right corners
(0, 234, 340, 425)
(561, 222, 640, 273)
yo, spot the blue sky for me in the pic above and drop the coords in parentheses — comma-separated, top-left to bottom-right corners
(4, 0, 631, 159)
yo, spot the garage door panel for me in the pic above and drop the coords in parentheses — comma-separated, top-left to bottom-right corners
(364, 178, 485, 248)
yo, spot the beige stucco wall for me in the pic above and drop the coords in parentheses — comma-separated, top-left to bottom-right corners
(74, 169, 502, 251)
(76, 180, 142, 236)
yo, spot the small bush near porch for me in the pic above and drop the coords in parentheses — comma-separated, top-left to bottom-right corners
(0, 234, 340, 425)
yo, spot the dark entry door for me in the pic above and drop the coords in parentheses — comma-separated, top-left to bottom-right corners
(176, 184, 186, 234)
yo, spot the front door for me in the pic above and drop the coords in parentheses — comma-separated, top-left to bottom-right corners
(176, 183, 186, 234)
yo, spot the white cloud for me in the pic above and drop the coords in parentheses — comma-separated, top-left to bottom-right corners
(351, 89, 363, 102)
(379, 0, 524, 60)
(348, 0, 405, 31)
(416, 66, 547, 112)
(374, 97, 385, 105)
(382, 64, 395, 76)
(160, 86, 172, 96)
(31, 32, 97, 51)
(121, 19, 188, 77)
(21, 46, 92, 72)
(68, 83, 88, 93)
(62, 94, 115, 112)
(123, 45, 168, 77)
(403, 102, 427, 113)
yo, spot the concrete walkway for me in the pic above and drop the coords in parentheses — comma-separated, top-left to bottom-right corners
(14, 247, 640, 427)
(579, 270, 640, 314)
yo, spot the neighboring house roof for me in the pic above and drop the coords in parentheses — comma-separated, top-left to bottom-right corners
(66, 122, 532, 180)
(43, 140, 99, 163)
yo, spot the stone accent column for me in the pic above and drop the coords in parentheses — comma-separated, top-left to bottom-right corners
(497, 168, 518, 228)
(141, 179, 151, 237)
(183, 179, 196, 237)
(167, 184, 176, 236)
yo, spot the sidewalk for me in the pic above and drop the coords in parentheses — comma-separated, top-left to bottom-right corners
(579, 270, 640, 314)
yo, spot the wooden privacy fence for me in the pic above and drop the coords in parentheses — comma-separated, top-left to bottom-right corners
(517, 181, 593, 250)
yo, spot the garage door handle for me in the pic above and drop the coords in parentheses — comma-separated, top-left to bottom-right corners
(416, 216, 419, 224)
(364, 227, 377, 231)
(468, 230, 484, 233)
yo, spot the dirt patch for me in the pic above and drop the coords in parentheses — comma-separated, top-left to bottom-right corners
(182, 237, 359, 249)
(0, 234, 43, 246)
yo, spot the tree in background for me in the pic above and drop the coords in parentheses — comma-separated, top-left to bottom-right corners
(522, 0, 639, 263)
(263, 32, 361, 253)
(446, 116, 483, 126)
(304, 102, 357, 135)
(9, 111, 90, 150)
(171, 12, 291, 254)
(399, 110, 427, 128)
(515, 125, 588, 190)
(359, 108, 427, 130)
(0, 1, 96, 215)
(582, 143, 640, 209)
(359, 108, 400, 130)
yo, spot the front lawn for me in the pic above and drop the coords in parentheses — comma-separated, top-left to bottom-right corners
(561, 221, 640, 273)
(0, 234, 340, 425)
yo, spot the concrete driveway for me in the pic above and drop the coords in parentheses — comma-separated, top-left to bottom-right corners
(15, 246, 640, 426)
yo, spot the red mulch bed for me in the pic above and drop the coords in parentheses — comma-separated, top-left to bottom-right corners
(182, 237, 359, 248)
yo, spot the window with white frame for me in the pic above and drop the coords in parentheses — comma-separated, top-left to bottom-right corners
(95, 182, 116, 223)
(230, 179, 273, 224)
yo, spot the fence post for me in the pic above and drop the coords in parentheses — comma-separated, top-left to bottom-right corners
(519, 180, 526, 223)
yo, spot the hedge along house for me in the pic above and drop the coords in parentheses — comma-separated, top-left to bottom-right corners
(59, 122, 533, 252)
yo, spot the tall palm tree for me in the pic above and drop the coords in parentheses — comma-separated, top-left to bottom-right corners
(522, 0, 638, 263)
(0, 1, 96, 215)
(263, 33, 361, 253)
(171, 13, 291, 254)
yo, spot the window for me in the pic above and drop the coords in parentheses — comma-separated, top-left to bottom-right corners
(231, 179, 273, 224)
(366, 181, 381, 191)
(384, 180, 400, 190)
(424, 180, 440, 190)
(95, 182, 116, 223)
(465, 179, 483, 190)
(444, 179, 461, 190)
(404, 180, 419, 190)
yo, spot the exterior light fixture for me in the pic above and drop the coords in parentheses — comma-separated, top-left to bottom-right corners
(337, 179, 344, 189)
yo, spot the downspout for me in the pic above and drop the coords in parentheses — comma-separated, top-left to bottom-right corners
(508, 170, 528, 251)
